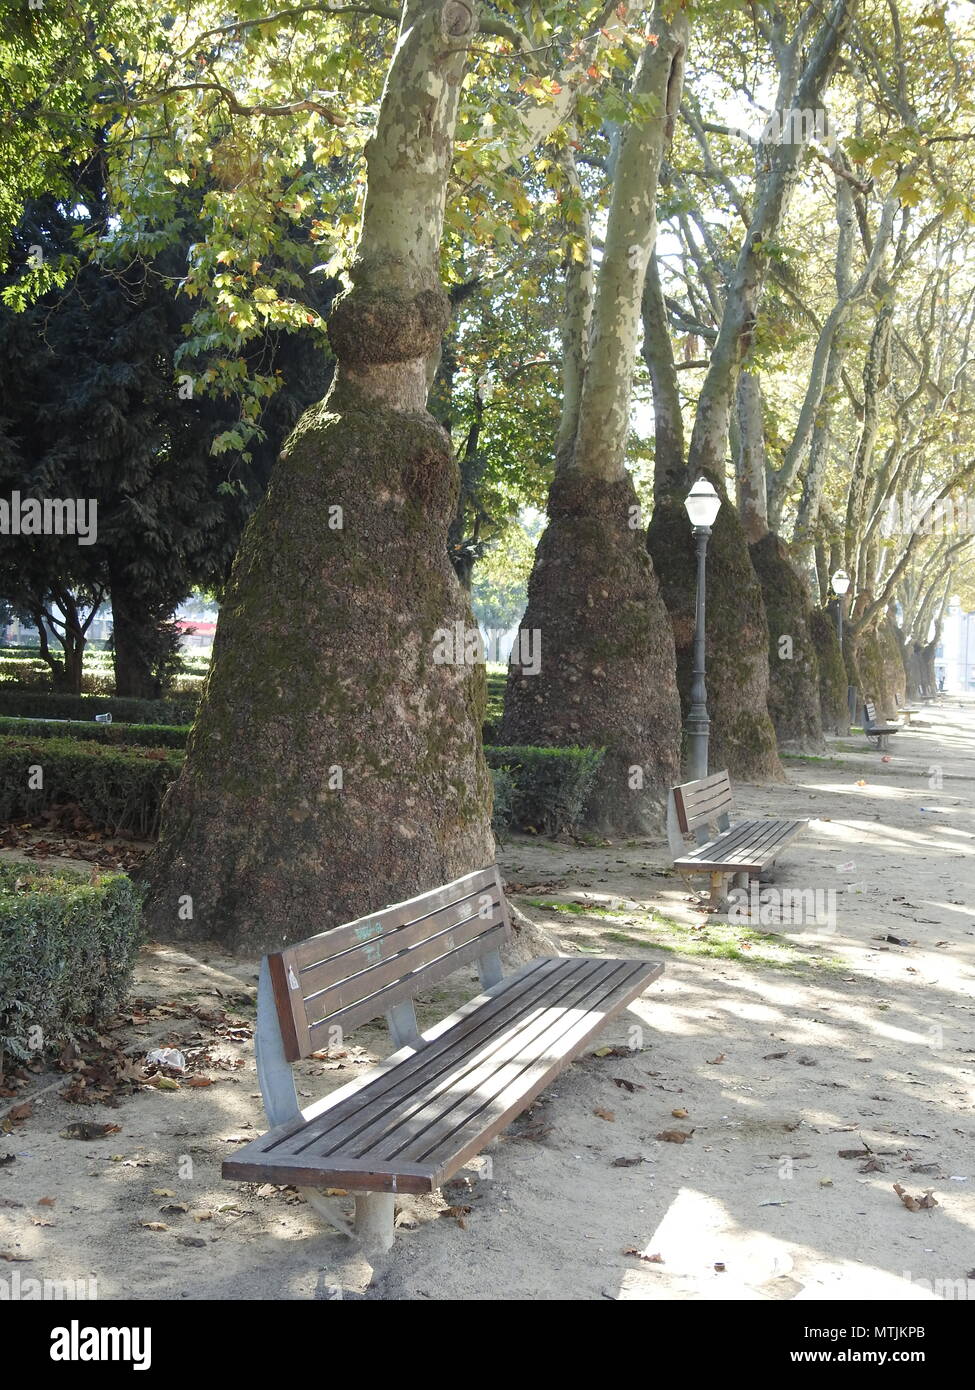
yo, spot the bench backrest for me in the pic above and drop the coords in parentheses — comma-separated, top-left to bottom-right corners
(266, 867, 511, 1062)
(864, 699, 879, 726)
(671, 770, 734, 836)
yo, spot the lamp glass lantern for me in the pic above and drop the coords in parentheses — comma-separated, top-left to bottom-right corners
(831, 568, 850, 596)
(684, 476, 722, 530)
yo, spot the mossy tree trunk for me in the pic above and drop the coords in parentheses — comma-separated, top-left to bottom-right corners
(809, 605, 849, 734)
(143, 1, 492, 952)
(750, 533, 825, 752)
(502, 8, 686, 834)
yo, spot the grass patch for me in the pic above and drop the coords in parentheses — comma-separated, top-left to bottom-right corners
(526, 896, 846, 974)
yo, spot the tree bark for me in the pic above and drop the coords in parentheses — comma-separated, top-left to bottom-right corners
(110, 581, 165, 699)
(143, 1, 491, 951)
(502, 7, 686, 833)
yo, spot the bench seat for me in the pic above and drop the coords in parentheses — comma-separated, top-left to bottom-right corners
(673, 816, 805, 875)
(225, 955, 660, 1192)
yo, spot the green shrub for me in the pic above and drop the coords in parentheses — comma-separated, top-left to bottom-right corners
(0, 689, 199, 724)
(0, 735, 182, 836)
(483, 744, 604, 835)
(0, 861, 142, 1074)
(0, 717, 190, 749)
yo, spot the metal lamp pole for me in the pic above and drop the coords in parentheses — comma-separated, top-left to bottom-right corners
(684, 478, 722, 780)
(831, 569, 851, 723)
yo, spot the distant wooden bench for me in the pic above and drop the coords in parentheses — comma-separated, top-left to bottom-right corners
(222, 867, 663, 1255)
(863, 698, 901, 751)
(667, 770, 807, 906)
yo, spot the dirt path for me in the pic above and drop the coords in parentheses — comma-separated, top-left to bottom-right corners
(2, 702, 973, 1300)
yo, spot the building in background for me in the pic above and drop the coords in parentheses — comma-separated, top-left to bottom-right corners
(936, 599, 975, 691)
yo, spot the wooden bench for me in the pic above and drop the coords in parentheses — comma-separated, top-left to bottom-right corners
(222, 866, 663, 1255)
(863, 698, 901, 751)
(894, 692, 920, 724)
(667, 770, 807, 906)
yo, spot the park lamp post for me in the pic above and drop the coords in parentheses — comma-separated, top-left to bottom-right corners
(832, 568, 855, 727)
(831, 568, 850, 650)
(684, 476, 722, 780)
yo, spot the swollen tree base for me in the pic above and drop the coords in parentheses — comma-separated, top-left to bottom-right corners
(648, 495, 783, 782)
(809, 606, 849, 734)
(501, 472, 681, 834)
(749, 533, 825, 753)
(142, 396, 494, 952)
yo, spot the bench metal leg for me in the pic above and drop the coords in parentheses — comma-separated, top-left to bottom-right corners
(709, 872, 729, 909)
(354, 1192, 395, 1256)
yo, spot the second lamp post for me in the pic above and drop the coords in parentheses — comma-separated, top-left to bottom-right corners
(684, 476, 722, 780)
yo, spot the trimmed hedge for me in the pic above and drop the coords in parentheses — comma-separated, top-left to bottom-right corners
(0, 717, 190, 749)
(0, 735, 182, 837)
(0, 689, 199, 725)
(0, 732, 603, 842)
(484, 745, 604, 835)
(0, 861, 142, 1071)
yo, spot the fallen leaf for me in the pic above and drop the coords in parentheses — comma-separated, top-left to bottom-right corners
(671, 1108, 689, 1119)
(612, 1156, 644, 1167)
(594, 1107, 615, 1122)
(893, 1183, 939, 1211)
(623, 1248, 664, 1263)
(0, 1251, 31, 1262)
(656, 1129, 694, 1143)
(612, 1077, 644, 1093)
(151, 1189, 175, 1198)
(176, 1236, 206, 1248)
(140, 1222, 168, 1231)
(186, 1077, 215, 1088)
(159, 1203, 188, 1214)
(763, 1051, 788, 1060)
(60, 1122, 121, 1141)
(37, 1196, 56, 1208)
(706, 1054, 725, 1065)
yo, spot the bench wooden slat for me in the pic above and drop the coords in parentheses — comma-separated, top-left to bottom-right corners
(388, 961, 656, 1170)
(276, 958, 580, 1160)
(357, 957, 637, 1163)
(672, 770, 734, 834)
(223, 956, 661, 1192)
(273, 957, 615, 1162)
(302, 888, 506, 1023)
(268, 867, 511, 1060)
(675, 819, 805, 873)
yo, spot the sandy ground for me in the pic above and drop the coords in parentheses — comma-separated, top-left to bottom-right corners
(2, 701, 974, 1301)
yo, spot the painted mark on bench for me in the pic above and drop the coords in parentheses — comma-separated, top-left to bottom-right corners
(288, 966, 300, 990)
(354, 920, 385, 965)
